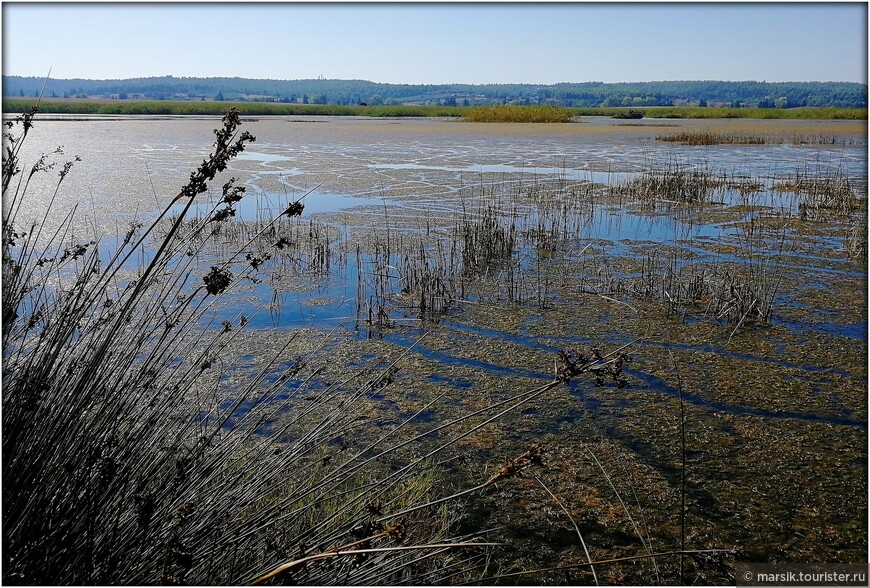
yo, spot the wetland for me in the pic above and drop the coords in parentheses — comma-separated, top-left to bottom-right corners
(5, 113, 867, 584)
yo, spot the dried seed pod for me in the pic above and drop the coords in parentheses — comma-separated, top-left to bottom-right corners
(203, 266, 233, 296)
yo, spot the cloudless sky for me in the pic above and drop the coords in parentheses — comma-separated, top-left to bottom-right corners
(2, 2, 867, 84)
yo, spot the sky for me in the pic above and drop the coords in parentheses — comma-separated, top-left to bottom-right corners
(2, 2, 867, 85)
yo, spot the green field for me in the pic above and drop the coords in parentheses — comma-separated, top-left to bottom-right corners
(3, 98, 867, 120)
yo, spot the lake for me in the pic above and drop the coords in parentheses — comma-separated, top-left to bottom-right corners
(7, 114, 867, 583)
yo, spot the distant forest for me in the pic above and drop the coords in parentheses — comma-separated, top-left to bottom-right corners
(3, 76, 867, 109)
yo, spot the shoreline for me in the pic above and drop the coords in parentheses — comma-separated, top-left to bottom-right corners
(3, 99, 866, 121)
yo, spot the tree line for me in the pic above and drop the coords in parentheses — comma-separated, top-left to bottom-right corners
(3, 75, 866, 108)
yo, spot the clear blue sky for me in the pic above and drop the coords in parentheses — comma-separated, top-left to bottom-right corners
(2, 2, 867, 84)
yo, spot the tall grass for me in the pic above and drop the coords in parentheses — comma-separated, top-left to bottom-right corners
(656, 130, 860, 146)
(7, 99, 865, 121)
(610, 161, 724, 206)
(3, 107, 531, 584)
(588, 166, 806, 328)
(657, 131, 769, 146)
(353, 181, 591, 324)
(4, 106, 658, 585)
(1, 98, 464, 118)
(773, 169, 866, 221)
(587, 238, 789, 329)
(570, 106, 868, 120)
(463, 105, 573, 123)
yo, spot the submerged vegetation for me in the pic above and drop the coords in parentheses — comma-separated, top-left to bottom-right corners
(773, 169, 865, 221)
(4, 107, 712, 585)
(3, 109, 509, 584)
(3, 105, 866, 585)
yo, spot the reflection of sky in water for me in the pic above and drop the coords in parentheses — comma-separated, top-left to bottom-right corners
(212, 279, 361, 331)
(14, 119, 864, 440)
(158, 152, 862, 343)
(584, 205, 728, 244)
(15, 119, 866, 350)
(234, 151, 294, 164)
(16, 118, 866, 219)
(370, 163, 636, 186)
(167, 190, 385, 221)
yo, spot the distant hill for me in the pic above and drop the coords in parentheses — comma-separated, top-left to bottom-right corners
(3, 76, 866, 109)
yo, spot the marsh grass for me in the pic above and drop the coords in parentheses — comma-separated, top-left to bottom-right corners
(165, 207, 342, 278)
(844, 218, 868, 259)
(589, 248, 786, 328)
(1, 98, 464, 118)
(595, 208, 791, 328)
(772, 169, 866, 221)
(586, 167, 800, 329)
(571, 106, 868, 120)
(6, 108, 590, 584)
(656, 132, 769, 146)
(656, 131, 858, 146)
(610, 162, 725, 206)
(352, 180, 600, 324)
(463, 105, 573, 123)
(8, 99, 569, 123)
(2, 102, 757, 585)
(353, 168, 805, 330)
(8, 100, 866, 120)
(770, 168, 868, 259)
(790, 133, 862, 146)
(724, 176, 764, 197)
(459, 204, 517, 271)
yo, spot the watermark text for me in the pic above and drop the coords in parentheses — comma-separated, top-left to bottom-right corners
(736, 563, 868, 586)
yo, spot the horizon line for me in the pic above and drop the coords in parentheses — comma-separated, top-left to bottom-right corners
(4, 74, 867, 86)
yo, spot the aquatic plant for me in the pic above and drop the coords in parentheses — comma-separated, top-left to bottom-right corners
(463, 105, 573, 123)
(460, 204, 517, 271)
(611, 161, 724, 206)
(4, 108, 505, 584)
(0, 97, 465, 118)
(730, 215, 788, 329)
(357, 237, 399, 328)
(656, 131, 769, 146)
(773, 169, 865, 222)
(656, 130, 857, 146)
(570, 106, 868, 120)
(11, 107, 675, 585)
(353, 183, 582, 322)
(843, 213, 868, 259)
(7, 99, 866, 121)
(590, 240, 789, 328)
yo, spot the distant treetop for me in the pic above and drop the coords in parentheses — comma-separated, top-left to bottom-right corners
(2, 76, 866, 109)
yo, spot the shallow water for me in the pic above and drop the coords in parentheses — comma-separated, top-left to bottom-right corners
(12, 116, 865, 222)
(14, 115, 866, 354)
(167, 189, 385, 220)
(9, 115, 868, 580)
